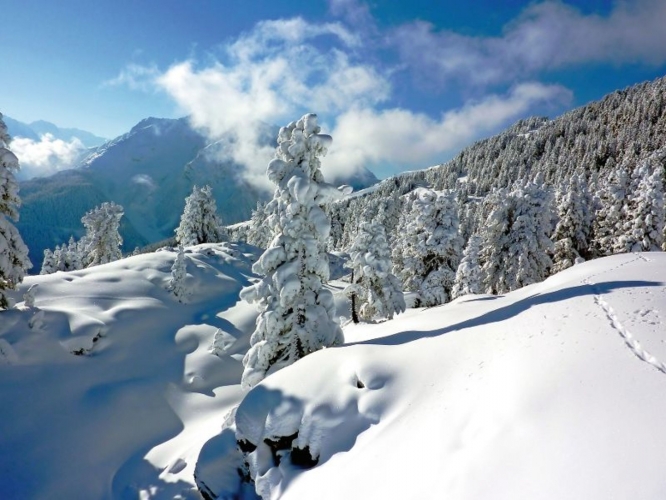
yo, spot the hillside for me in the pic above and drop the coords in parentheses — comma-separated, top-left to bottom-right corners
(1, 245, 665, 499)
(16, 117, 378, 269)
(325, 75, 666, 251)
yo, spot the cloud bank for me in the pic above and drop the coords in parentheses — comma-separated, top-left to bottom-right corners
(109, 1, 665, 188)
(394, 0, 666, 88)
(11, 134, 85, 180)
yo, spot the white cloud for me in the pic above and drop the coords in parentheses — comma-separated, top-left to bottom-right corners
(324, 82, 572, 179)
(328, 0, 375, 29)
(110, 13, 576, 188)
(394, 0, 666, 87)
(151, 17, 390, 190)
(103, 63, 159, 91)
(131, 174, 157, 191)
(11, 134, 85, 180)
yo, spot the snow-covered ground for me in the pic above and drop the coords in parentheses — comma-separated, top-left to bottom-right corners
(2, 248, 666, 499)
(0, 243, 260, 499)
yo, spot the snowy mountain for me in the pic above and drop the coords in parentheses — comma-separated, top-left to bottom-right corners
(1, 244, 666, 499)
(16, 117, 378, 270)
(326, 75, 666, 252)
(25, 119, 107, 148)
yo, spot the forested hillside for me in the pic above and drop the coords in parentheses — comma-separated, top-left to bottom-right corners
(237, 75, 666, 303)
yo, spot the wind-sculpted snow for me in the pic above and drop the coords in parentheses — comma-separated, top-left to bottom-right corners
(3, 248, 666, 499)
(200, 253, 666, 500)
(0, 243, 261, 499)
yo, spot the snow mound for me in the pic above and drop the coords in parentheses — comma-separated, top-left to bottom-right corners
(199, 252, 666, 500)
(0, 243, 261, 499)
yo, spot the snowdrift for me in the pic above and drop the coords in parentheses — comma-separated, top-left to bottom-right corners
(0, 243, 260, 499)
(199, 252, 666, 500)
(2, 250, 666, 499)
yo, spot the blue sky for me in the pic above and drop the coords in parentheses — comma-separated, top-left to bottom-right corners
(3, 0, 666, 181)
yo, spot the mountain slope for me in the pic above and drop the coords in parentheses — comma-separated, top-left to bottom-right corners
(1, 248, 666, 499)
(0, 243, 261, 499)
(17, 116, 379, 270)
(199, 253, 666, 500)
(326, 75, 666, 250)
(28, 119, 106, 148)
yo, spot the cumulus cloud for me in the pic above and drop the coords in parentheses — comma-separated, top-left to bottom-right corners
(149, 17, 390, 189)
(11, 134, 85, 180)
(110, 12, 576, 188)
(325, 82, 572, 178)
(394, 0, 666, 87)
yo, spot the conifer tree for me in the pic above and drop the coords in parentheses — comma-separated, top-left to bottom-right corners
(40, 248, 56, 275)
(452, 233, 482, 299)
(175, 185, 224, 246)
(0, 113, 32, 308)
(618, 157, 664, 252)
(345, 221, 405, 322)
(81, 202, 124, 267)
(246, 201, 272, 249)
(168, 245, 188, 302)
(240, 114, 347, 389)
(591, 165, 629, 256)
(393, 188, 462, 307)
(67, 236, 83, 271)
(481, 180, 554, 294)
(551, 172, 592, 273)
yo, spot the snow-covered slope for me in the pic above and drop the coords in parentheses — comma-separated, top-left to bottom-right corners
(0, 243, 261, 499)
(17, 117, 379, 269)
(201, 252, 666, 500)
(2, 251, 666, 499)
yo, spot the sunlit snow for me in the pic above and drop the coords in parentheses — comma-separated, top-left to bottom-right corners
(2, 247, 666, 499)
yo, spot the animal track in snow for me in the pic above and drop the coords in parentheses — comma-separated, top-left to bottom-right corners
(594, 294, 666, 374)
(583, 255, 666, 375)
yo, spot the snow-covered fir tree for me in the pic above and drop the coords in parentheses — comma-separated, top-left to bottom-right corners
(0, 113, 32, 309)
(175, 185, 224, 246)
(168, 245, 188, 302)
(81, 202, 124, 267)
(591, 164, 629, 257)
(345, 221, 405, 322)
(551, 172, 592, 273)
(246, 201, 272, 249)
(40, 248, 56, 275)
(393, 188, 462, 307)
(240, 113, 347, 389)
(481, 179, 554, 294)
(451, 233, 482, 299)
(617, 156, 665, 252)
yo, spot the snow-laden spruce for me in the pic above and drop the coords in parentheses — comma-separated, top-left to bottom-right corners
(345, 221, 405, 322)
(392, 188, 461, 307)
(175, 185, 224, 246)
(81, 202, 124, 267)
(591, 164, 629, 257)
(618, 155, 664, 252)
(551, 172, 592, 273)
(240, 114, 349, 389)
(481, 178, 554, 294)
(168, 245, 188, 302)
(245, 201, 273, 249)
(0, 112, 32, 309)
(451, 233, 482, 299)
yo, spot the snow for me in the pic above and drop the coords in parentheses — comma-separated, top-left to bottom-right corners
(210, 252, 666, 499)
(0, 242, 260, 499)
(2, 247, 666, 499)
